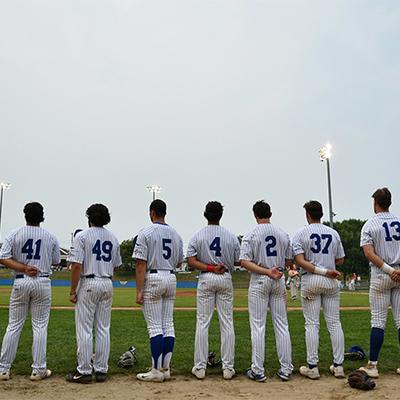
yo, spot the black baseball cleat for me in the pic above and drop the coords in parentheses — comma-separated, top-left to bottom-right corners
(66, 370, 93, 384)
(94, 372, 107, 383)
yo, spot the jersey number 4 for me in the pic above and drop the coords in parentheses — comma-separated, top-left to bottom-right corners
(92, 240, 113, 262)
(210, 237, 222, 256)
(21, 239, 42, 260)
(310, 234, 332, 254)
(383, 222, 400, 242)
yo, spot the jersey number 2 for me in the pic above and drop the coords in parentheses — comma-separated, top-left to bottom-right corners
(265, 236, 277, 256)
(92, 240, 113, 262)
(22, 239, 41, 260)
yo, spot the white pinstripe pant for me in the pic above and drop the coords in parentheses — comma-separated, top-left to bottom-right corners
(75, 278, 113, 375)
(248, 275, 292, 376)
(143, 272, 176, 338)
(0, 277, 51, 374)
(301, 274, 344, 365)
(194, 272, 235, 370)
(369, 272, 400, 330)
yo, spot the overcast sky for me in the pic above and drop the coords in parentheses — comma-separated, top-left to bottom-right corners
(1, 1, 399, 247)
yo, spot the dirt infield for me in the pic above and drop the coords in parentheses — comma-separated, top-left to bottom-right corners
(0, 374, 396, 400)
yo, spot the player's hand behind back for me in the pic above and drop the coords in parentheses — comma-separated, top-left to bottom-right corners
(326, 270, 341, 279)
(25, 266, 38, 277)
(268, 267, 283, 280)
(214, 264, 226, 274)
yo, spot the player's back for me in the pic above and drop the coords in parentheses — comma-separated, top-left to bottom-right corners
(187, 225, 240, 272)
(361, 212, 400, 266)
(241, 223, 291, 270)
(0, 226, 60, 275)
(69, 227, 121, 277)
(134, 223, 183, 271)
(292, 223, 344, 270)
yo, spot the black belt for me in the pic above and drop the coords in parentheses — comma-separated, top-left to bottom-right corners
(82, 274, 112, 280)
(15, 274, 50, 279)
(149, 270, 174, 274)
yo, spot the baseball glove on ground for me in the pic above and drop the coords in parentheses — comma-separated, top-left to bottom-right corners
(207, 351, 222, 368)
(117, 346, 137, 369)
(347, 370, 375, 390)
(344, 345, 366, 361)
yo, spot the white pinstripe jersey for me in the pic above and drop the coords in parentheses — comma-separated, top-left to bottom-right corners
(68, 227, 122, 277)
(132, 223, 184, 271)
(239, 223, 292, 271)
(360, 212, 400, 267)
(292, 223, 345, 270)
(187, 225, 240, 272)
(0, 226, 60, 276)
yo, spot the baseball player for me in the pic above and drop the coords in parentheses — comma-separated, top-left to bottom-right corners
(66, 204, 122, 384)
(359, 188, 400, 378)
(240, 200, 293, 382)
(292, 200, 345, 379)
(187, 201, 240, 380)
(287, 265, 300, 301)
(0, 202, 60, 381)
(133, 199, 183, 382)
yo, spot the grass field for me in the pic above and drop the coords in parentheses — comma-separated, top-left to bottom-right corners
(0, 308, 399, 377)
(0, 286, 370, 308)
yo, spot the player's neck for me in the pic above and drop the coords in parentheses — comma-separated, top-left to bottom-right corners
(207, 222, 220, 226)
(152, 217, 166, 224)
(256, 218, 270, 224)
(26, 223, 40, 227)
(308, 219, 321, 225)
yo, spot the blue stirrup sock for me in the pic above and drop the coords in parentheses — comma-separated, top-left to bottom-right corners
(162, 336, 175, 369)
(150, 335, 164, 370)
(369, 327, 384, 362)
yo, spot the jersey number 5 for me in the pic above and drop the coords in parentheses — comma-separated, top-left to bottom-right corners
(92, 240, 113, 262)
(162, 238, 172, 260)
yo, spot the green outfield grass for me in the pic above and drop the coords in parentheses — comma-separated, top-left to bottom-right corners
(0, 286, 370, 308)
(0, 309, 399, 377)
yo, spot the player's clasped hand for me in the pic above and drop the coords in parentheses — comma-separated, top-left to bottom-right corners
(136, 290, 144, 305)
(214, 264, 226, 274)
(326, 270, 341, 279)
(390, 270, 400, 282)
(267, 267, 283, 280)
(25, 266, 38, 277)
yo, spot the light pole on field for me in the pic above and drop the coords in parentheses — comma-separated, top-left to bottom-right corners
(146, 185, 161, 201)
(0, 182, 12, 242)
(319, 144, 335, 228)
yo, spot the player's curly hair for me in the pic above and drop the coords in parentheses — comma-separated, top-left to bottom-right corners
(150, 199, 167, 217)
(304, 200, 323, 220)
(23, 202, 45, 225)
(252, 201, 272, 219)
(204, 201, 223, 223)
(372, 187, 391, 210)
(86, 204, 111, 227)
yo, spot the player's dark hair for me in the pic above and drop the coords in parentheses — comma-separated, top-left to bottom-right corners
(150, 199, 167, 217)
(303, 200, 323, 220)
(23, 202, 44, 225)
(372, 187, 391, 210)
(86, 204, 111, 227)
(252, 200, 272, 219)
(204, 201, 223, 223)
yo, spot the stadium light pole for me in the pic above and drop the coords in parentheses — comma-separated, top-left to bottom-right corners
(319, 144, 335, 228)
(146, 185, 161, 201)
(0, 182, 12, 242)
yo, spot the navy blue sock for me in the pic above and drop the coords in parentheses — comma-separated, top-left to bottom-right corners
(308, 364, 317, 369)
(333, 363, 342, 368)
(162, 336, 175, 369)
(370, 327, 384, 362)
(150, 334, 164, 369)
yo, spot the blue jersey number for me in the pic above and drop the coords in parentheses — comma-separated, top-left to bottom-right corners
(210, 237, 222, 256)
(310, 234, 332, 254)
(265, 236, 277, 256)
(21, 239, 42, 260)
(92, 240, 113, 262)
(162, 238, 172, 260)
(383, 221, 400, 242)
